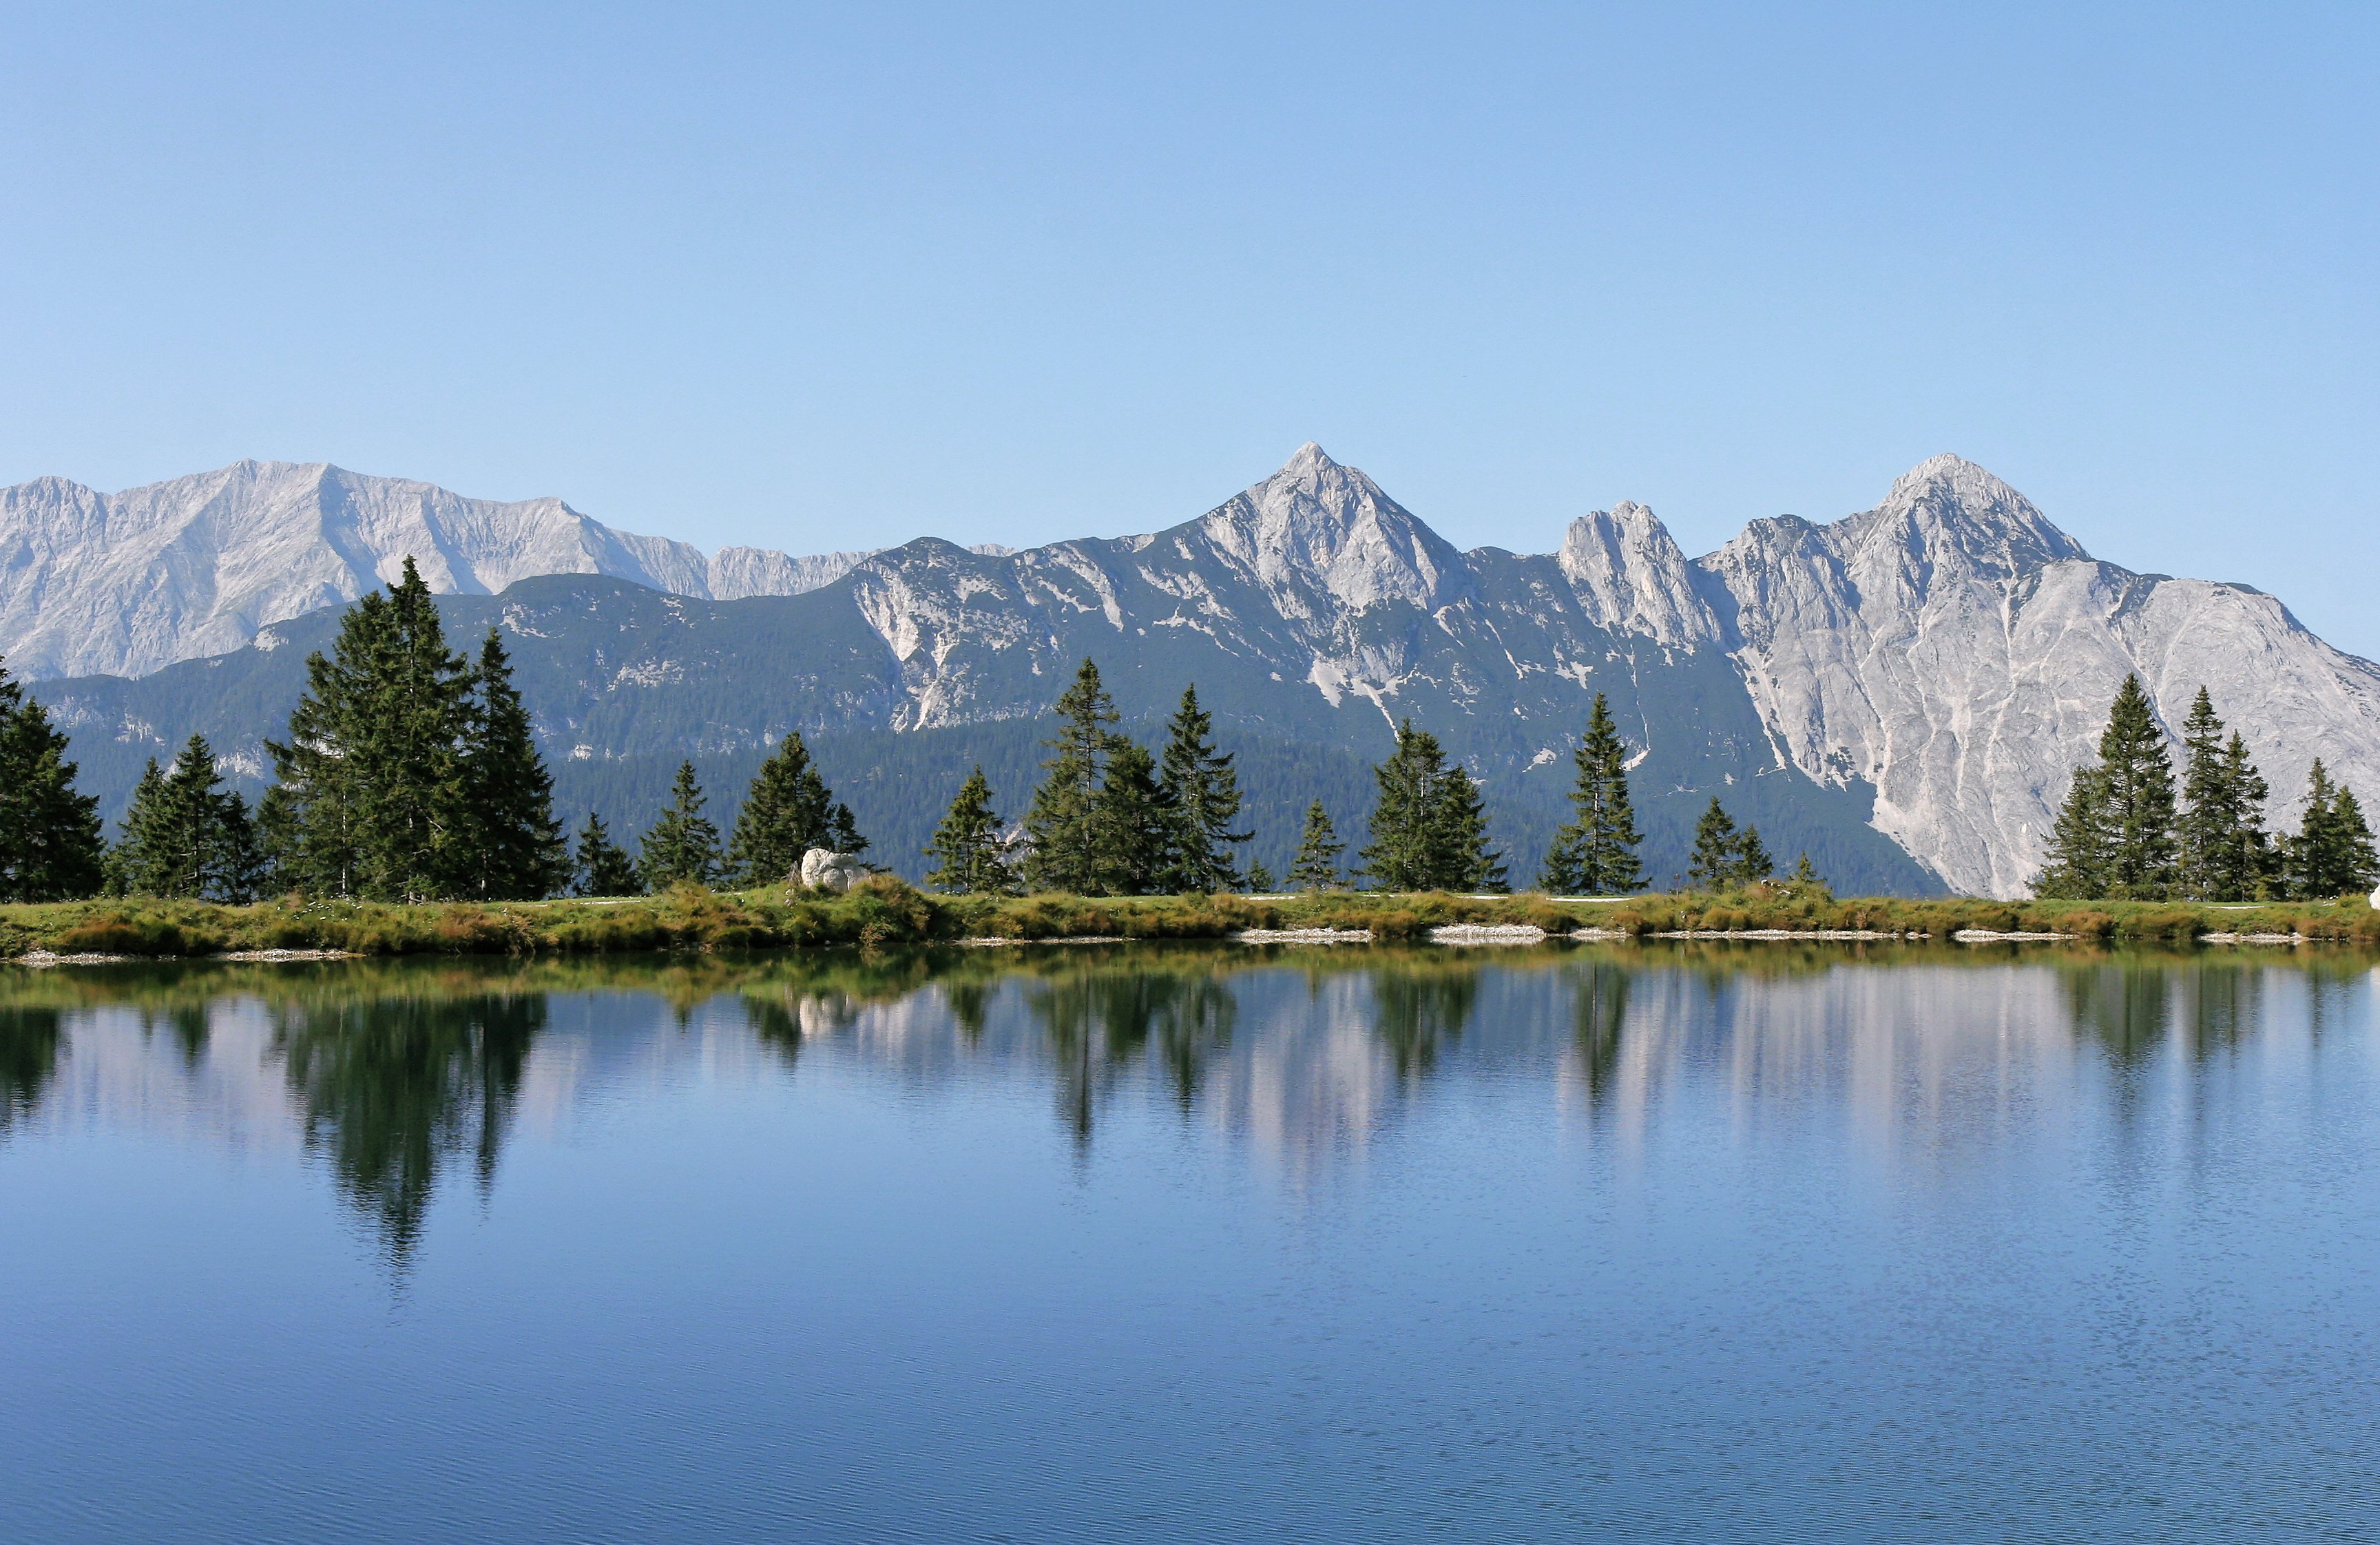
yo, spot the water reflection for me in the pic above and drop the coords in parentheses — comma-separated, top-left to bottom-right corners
(2, 945, 2374, 1265)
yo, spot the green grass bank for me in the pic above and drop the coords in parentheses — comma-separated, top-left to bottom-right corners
(2, 882, 2375, 960)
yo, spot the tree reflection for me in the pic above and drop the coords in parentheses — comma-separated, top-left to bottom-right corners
(2180, 961, 2257, 1061)
(1026, 961, 1239, 1142)
(1569, 961, 1631, 1107)
(1373, 963, 1479, 1080)
(2063, 962, 2171, 1066)
(275, 993, 545, 1273)
(0, 1006, 63, 1138)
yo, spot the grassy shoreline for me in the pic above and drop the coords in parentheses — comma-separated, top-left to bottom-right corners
(1, 882, 2374, 960)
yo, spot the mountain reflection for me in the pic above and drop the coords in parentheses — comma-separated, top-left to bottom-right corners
(1, 946, 2372, 1259)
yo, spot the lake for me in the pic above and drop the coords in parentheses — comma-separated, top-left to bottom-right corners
(3, 943, 2377, 1542)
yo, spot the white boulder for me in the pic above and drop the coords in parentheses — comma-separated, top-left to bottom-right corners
(796, 848, 866, 894)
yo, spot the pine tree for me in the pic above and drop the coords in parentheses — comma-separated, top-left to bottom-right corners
(1360, 721, 1503, 891)
(1731, 821, 1774, 883)
(2176, 687, 2231, 901)
(1539, 693, 1645, 895)
(638, 761, 722, 889)
(2286, 762, 2380, 898)
(2096, 675, 2180, 899)
(1287, 800, 1346, 891)
(1686, 797, 1740, 890)
(1785, 852, 1828, 898)
(2033, 764, 2111, 899)
(573, 813, 643, 896)
(2216, 733, 2276, 900)
(726, 730, 866, 886)
(112, 735, 258, 901)
(1246, 859, 1276, 892)
(2034, 675, 2180, 900)
(1094, 739, 1170, 894)
(1154, 686, 1249, 893)
(924, 766, 1019, 894)
(458, 629, 569, 900)
(0, 658, 105, 902)
(267, 558, 472, 901)
(1023, 659, 1120, 894)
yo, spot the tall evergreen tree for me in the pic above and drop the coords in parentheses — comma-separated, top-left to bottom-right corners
(1094, 739, 1171, 894)
(1360, 721, 1504, 891)
(111, 735, 259, 901)
(1539, 693, 1645, 895)
(2215, 733, 2277, 900)
(2173, 689, 2275, 901)
(1287, 800, 1346, 891)
(2094, 675, 2180, 899)
(1686, 797, 1740, 890)
(267, 558, 472, 901)
(638, 761, 722, 889)
(572, 813, 643, 896)
(2034, 675, 2180, 900)
(0, 658, 105, 901)
(2033, 764, 2111, 900)
(2286, 761, 2380, 898)
(727, 731, 867, 886)
(1023, 659, 1120, 894)
(458, 629, 569, 900)
(1731, 821, 1774, 883)
(1154, 686, 1249, 893)
(924, 766, 1019, 894)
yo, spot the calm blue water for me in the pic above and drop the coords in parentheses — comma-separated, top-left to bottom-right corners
(2, 945, 2377, 1542)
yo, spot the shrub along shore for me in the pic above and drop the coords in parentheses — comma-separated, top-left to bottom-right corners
(3, 881, 2374, 962)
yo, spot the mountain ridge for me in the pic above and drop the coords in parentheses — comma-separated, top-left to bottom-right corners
(13, 445, 2378, 897)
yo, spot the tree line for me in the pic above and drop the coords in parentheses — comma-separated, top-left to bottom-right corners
(926, 658, 1676, 896)
(3, 569, 2370, 907)
(2035, 676, 2378, 901)
(0, 561, 879, 904)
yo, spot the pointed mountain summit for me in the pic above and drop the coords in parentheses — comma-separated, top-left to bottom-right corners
(1198, 443, 1470, 613)
(1846, 452, 2089, 578)
(1557, 501, 1718, 648)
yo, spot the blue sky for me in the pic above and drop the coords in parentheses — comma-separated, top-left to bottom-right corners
(3, 2, 2375, 655)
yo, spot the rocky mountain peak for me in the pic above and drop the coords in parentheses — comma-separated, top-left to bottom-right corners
(1558, 501, 1718, 647)
(1852, 453, 2090, 578)
(1196, 443, 1467, 613)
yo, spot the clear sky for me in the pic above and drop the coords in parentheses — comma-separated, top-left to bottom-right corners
(3, 3, 2375, 655)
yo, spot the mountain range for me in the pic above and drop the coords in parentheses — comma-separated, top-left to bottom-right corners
(12, 446, 2378, 897)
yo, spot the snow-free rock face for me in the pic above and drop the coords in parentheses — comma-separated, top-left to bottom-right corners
(0, 461, 881, 678)
(14, 443, 2378, 898)
(1695, 454, 2380, 896)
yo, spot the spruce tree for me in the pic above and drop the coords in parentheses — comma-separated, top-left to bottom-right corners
(1246, 859, 1276, 892)
(2095, 675, 2180, 899)
(1287, 800, 1346, 891)
(2215, 733, 2276, 900)
(2176, 687, 2231, 900)
(1686, 798, 1740, 890)
(0, 659, 105, 902)
(1731, 821, 1774, 884)
(1785, 852, 1828, 898)
(1154, 686, 1249, 893)
(573, 813, 643, 896)
(1094, 739, 1170, 894)
(1360, 721, 1503, 891)
(638, 761, 722, 889)
(2287, 762, 2380, 898)
(1539, 693, 1645, 895)
(924, 766, 1019, 894)
(459, 629, 569, 900)
(1023, 659, 1120, 894)
(727, 731, 866, 886)
(267, 558, 472, 901)
(112, 735, 258, 901)
(2033, 764, 2111, 899)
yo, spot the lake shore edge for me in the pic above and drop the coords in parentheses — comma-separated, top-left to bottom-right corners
(2, 883, 2374, 962)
